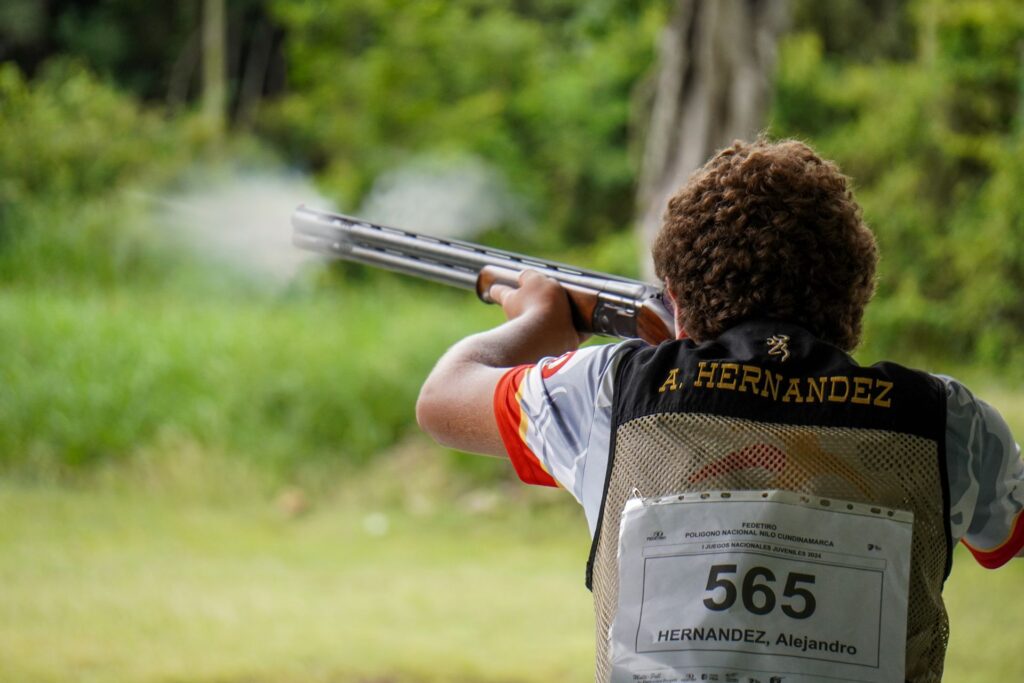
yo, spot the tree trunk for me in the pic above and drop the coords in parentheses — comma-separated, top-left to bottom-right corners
(202, 0, 227, 137)
(236, 20, 275, 128)
(635, 0, 788, 280)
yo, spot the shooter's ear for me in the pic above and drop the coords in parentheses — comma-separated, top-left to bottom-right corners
(663, 280, 685, 340)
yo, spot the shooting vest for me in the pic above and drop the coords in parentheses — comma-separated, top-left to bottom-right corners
(586, 319, 951, 683)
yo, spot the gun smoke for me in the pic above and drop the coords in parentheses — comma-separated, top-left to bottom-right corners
(359, 155, 525, 239)
(150, 156, 523, 286)
(149, 171, 331, 286)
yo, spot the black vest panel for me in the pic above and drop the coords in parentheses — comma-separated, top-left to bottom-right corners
(586, 320, 951, 683)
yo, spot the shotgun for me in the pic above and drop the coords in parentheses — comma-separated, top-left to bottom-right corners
(291, 206, 675, 345)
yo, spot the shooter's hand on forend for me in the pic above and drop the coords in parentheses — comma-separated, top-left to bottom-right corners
(487, 269, 590, 347)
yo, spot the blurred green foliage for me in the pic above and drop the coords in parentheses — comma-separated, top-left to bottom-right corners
(0, 62, 193, 204)
(2, 0, 1024, 474)
(0, 284, 499, 473)
(260, 0, 665, 243)
(0, 61, 206, 288)
(774, 0, 1024, 366)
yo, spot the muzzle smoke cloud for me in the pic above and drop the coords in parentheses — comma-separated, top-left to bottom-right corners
(151, 156, 522, 286)
(151, 171, 331, 285)
(359, 155, 524, 239)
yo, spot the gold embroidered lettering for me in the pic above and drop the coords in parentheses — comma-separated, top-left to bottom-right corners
(851, 377, 873, 405)
(739, 365, 762, 393)
(828, 376, 850, 402)
(761, 371, 782, 400)
(781, 377, 805, 403)
(874, 380, 893, 408)
(658, 368, 680, 393)
(694, 362, 718, 388)
(806, 377, 827, 403)
(718, 363, 739, 390)
(682, 362, 893, 409)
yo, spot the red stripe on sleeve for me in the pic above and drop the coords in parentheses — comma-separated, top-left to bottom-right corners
(540, 351, 576, 378)
(962, 509, 1024, 569)
(493, 365, 558, 488)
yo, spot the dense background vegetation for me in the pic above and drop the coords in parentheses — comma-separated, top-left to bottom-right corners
(777, 0, 1024, 367)
(2, 4, 1022, 683)
(1, 0, 1023, 475)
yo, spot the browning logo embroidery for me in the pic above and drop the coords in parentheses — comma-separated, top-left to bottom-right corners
(766, 335, 791, 362)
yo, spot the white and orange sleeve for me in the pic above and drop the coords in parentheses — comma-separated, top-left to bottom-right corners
(493, 341, 637, 530)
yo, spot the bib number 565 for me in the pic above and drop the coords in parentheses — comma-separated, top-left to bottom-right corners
(702, 564, 816, 619)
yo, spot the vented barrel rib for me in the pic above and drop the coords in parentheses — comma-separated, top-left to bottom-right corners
(291, 205, 675, 344)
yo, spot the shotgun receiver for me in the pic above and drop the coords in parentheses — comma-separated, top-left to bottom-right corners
(291, 206, 675, 345)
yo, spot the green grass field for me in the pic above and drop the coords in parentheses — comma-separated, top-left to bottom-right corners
(0, 449, 596, 683)
(1, 445, 1022, 683)
(2, 281, 1024, 682)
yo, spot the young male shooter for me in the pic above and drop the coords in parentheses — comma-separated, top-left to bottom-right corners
(416, 140, 1024, 683)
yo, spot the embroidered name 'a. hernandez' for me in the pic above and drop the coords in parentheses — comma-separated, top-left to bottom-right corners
(657, 361, 893, 408)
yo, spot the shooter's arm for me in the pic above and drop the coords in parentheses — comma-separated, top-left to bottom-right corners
(416, 271, 580, 457)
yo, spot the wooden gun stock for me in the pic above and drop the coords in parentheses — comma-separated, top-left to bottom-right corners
(292, 206, 676, 345)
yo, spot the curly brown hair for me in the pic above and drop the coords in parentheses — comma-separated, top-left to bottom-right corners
(652, 139, 878, 351)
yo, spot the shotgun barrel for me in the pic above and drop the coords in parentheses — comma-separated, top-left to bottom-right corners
(291, 205, 675, 345)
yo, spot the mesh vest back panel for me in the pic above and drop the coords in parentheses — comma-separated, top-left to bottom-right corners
(587, 322, 950, 683)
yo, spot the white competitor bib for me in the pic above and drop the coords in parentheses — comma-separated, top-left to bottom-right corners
(609, 490, 913, 683)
